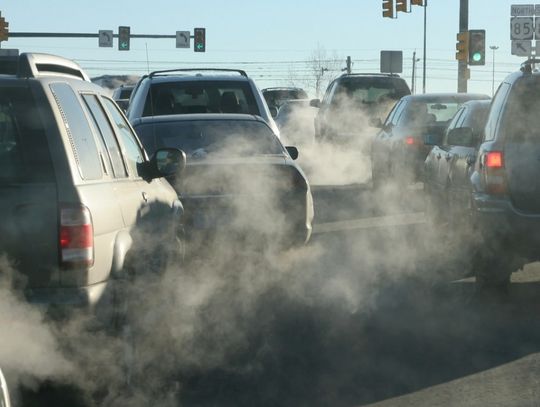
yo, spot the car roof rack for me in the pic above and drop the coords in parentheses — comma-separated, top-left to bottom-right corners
(520, 58, 540, 73)
(148, 68, 248, 78)
(10, 53, 90, 81)
(262, 87, 304, 91)
(340, 72, 401, 77)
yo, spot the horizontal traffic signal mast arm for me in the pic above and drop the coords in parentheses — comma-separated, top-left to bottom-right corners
(7, 32, 188, 39)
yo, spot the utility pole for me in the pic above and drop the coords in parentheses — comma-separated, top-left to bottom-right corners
(458, 0, 469, 93)
(346, 56, 352, 74)
(411, 51, 420, 94)
(422, 0, 428, 93)
(490, 45, 499, 96)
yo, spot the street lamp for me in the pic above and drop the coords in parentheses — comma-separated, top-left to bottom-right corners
(490, 45, 499, 96)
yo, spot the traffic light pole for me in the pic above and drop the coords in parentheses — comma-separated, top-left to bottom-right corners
(458, 0, 469, 93)
(422, 0, 427, 93)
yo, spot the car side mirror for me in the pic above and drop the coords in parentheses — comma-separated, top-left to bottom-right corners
(424, 133, 444, 146)
(447, 127, 475, 147)
(285, 146, 299, 160)
(309, 99, 321, 108)
(269, 106, 278, 118)
(151, 148, 186, 178)
(369, 117, 383, 128)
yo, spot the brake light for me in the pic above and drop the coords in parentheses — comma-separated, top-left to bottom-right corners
(405, 136, 415, 145)
(481, 151, 506, 195)
(486, 151, 503, 168)
(59, 205, 94, 267)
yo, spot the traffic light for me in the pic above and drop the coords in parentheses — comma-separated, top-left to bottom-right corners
(456, 31, 469, 61)
(396, 0, 408, 13)
(118, 26, 130, 51)
(382, 0, 394, 18)
(194, 28, 206, 52)
(411, 0, 424, 5)
(0, 16, 8, 42)
(468, 29, 486, 65)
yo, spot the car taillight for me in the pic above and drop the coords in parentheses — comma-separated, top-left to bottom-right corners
(59, 205, 94, 267)
(405, 136, 416, 145)
(482, 151, 507, 195)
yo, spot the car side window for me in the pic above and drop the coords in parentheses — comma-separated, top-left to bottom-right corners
(81, 94, 128, 178)
(382, 100, 400, 126)
(391, 100, 407, 126)
(49, 83, 102, 180)
(322, 82, 336, 107)
(102, 97, 145, 178)
(484, 82, 510, 141)
(443, 107, 466, 146)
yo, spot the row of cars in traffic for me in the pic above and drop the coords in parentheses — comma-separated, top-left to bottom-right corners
(367, 59, 540, 291)
(265, 63, 540, 292)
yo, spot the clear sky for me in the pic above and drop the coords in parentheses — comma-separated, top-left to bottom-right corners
(0, 0, 530, 97)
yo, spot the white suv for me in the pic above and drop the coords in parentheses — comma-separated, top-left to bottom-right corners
(126, 68, 281, 138)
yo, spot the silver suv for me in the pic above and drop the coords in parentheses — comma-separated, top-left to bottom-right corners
(0, 53, 184, 323)
(126, 68, 281, 138)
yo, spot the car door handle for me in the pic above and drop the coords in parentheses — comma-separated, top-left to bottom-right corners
(142, 192, 149, 202)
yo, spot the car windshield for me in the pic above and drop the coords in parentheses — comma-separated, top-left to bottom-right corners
(143, 80, 259, 117)
(136, 119, 284, 157)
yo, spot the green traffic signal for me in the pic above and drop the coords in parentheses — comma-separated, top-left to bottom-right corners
(468, 29, 485, 66)
(118, 26, 130, 51)
(194, 27, 205, 52)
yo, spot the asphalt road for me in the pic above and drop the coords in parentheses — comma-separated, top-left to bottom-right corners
(15, 182, 540, 407)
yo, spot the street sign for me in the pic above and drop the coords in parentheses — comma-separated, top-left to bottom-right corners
(380, 50, 403, 73)
(511, 4, 535, 16)
(512, 39, 532, 55)
(510, 17, 534, 39)
(98, 30, 113, 47)
(176, 31, 190, 48)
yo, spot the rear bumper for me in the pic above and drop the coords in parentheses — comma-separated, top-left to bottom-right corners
(472, 192, 540, 259)
(182, 189, 314, 246)
(24, 281, 107, 306)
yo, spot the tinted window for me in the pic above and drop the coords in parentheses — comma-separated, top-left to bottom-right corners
(0, 86, 54, 183)
(143, 81, 259, 116)
(484, 82, 510, 141)
(500, 78, 540, 143)
(398, 101, 461, 127)
(103, 98, 145, 177)
(82, 94, 128, 178)
(136, 120, 284, 157)
(50, 82, 102, 180)
(333, 77, 409, 105)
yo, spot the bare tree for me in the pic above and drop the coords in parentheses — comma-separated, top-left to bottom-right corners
(305, 44, 342, 98)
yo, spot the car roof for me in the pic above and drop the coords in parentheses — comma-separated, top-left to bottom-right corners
(132, 113, 266, 126)
(141, 69, 250, 83)
(401, 93, 490, 102)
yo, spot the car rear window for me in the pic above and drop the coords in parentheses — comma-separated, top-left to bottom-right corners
(0, 85, 54, 183)
(135, 120, 284, 157)
(335, 77, 410, 104)
(143, 80, 259, 117)
(399, 101, 461, 127)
